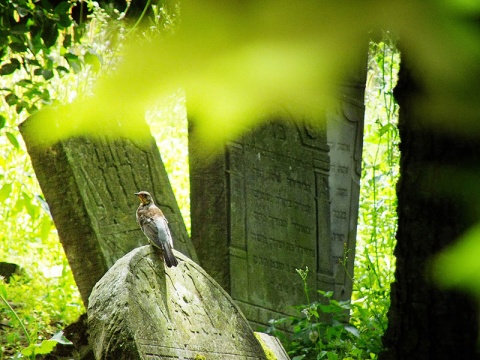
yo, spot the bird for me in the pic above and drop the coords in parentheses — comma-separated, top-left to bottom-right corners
(135, 191, 178, 267)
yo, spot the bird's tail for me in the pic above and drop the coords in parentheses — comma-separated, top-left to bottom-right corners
(163, 245, 178, 268)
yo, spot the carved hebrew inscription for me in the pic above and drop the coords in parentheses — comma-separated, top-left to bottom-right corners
(228, 118, 333, 326)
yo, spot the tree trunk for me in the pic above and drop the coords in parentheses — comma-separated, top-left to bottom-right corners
(380, 49, 480, 359)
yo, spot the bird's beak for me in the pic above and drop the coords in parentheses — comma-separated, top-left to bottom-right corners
(134, 192, 140, 196)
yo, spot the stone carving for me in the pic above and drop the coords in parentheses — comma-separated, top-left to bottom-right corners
(88, 246, 269, 359)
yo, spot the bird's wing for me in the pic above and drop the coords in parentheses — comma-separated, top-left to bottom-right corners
(153, 217, 174, 249)
(142, 216, 178, 267)
(139, 214, 173, 249)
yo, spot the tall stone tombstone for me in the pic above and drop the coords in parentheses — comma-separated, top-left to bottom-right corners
(20, 117, 197, 305)
(190, 75, 366, 329)
(326, 77, 366, 301)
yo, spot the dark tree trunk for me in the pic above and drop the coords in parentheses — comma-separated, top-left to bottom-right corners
(380, 49, 480, 359)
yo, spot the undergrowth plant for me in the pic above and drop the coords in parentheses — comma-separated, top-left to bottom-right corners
(267, 267, 379, 360)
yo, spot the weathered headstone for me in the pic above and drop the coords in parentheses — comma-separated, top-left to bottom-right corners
(326, 78, 366, 301)
(88, 246, 271, 360)
(190, 116, 334, 328)
(189, 78, 366, 328)
(20, 118, 197, 305)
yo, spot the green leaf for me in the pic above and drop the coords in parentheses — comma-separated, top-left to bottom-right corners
(21, 340, 57, 356)
(433, 222, 480, 295)
(6, 132, 20, 149)
(24, 87, 42, 99)
(84, 51, 101, 72)
(10, 23, 30, 34)
(64, 53, 82, 73)
(0, 282, 7, 298)
(35, 339, 58, 355)
(16, 6, 30, 17)
(41, 68, 54, 80)
(0, 183, 12, 202)
(51, 330, 73, 345)
(0, 115, 6, 130)
(16, 101, 28, 114)
(54, 2, 72, 15)
(0, 60, 21, 75)
(56, 65, 69, 74)
(5, 93, 19, 105)
(41, 21, 58, 48)
(39, 216, 52, 240)
(379, 123, 393, 137)
(15, 79, 33, 87)
(58, 13, 73, 28)
(9, 42, 28, 52)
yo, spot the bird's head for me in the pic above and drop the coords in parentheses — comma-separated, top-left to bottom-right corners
(135, 191, 153, 205)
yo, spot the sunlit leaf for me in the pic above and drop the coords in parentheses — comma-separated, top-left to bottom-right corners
(84, 51, 101, 72)
(51, 330, 73, 345)
(0, 282, 7, 298)
(0, 183, 13, 202)
(21, 339, 57, 356)
(6, 132, 20, 149)
(433, 222, 480, 295)
(0, 115, 6, 130)
(39, 216, 53, 240)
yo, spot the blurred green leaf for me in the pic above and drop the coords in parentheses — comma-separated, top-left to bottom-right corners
(39, 217, 52, 240)
(64, 53, 81, 73)
(0, 183, 12, 202)
(9, 42, 28, 52)
(41, 21, 58, 48)
(54, 2, 71, 16)
(21, 339, 57, 356)
(84, 51, 101, 72)
(16, 79, 33, 87)
(0, 282, 7, 298)
(433, 222, 480, 295)
(0, 115, 6, 130)
(0, 59, 21, 75)
(6, 132, 20, 148)
(6, 93, 19, 105)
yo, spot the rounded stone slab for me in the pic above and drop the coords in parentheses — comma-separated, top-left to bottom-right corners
(88, 246, 267, 360)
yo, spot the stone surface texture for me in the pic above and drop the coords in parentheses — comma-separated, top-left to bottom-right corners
(88, 246, 268, 360)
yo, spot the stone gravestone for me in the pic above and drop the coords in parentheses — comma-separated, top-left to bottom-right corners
(190, 79, 366, 328)
(20, 117, 197, 305)
(190, 116, 334, 328)
(88, 246, 271, 360)
(326, 79, 365, 301)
